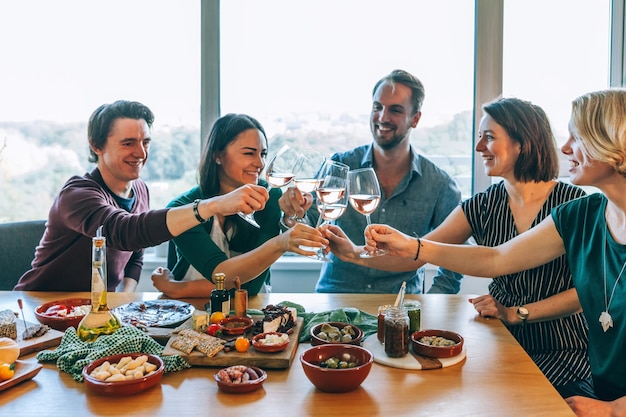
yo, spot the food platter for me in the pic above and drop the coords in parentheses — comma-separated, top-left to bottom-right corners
(112, 300, 194, 328)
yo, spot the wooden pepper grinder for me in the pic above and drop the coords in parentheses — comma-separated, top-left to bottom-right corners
(233, 276, 248, 317)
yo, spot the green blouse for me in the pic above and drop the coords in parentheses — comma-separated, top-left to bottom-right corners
(166, 184, 282, 296)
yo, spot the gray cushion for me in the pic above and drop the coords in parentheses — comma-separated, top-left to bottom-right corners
(0, 220, 46, 290)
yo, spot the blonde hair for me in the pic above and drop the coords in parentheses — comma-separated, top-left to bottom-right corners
(571, 89, 626, 176)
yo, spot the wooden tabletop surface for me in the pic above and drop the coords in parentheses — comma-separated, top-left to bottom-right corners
(0, 291, 575, 417)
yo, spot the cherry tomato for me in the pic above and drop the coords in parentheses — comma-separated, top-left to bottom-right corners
(206, 324, 221, 336)
(0, 363, 15, 381)
(235, 337, 250, 352)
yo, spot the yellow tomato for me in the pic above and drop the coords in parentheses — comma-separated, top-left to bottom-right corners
(234, 337, 250, 353)
(0, 362, 14, 381)
(210, 311, 226, 324)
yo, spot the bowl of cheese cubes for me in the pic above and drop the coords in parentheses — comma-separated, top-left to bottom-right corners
(82, 353, 164, 395)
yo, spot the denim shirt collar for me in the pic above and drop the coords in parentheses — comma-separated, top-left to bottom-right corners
(360, 143, 424, 177)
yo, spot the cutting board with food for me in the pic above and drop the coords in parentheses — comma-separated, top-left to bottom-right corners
(163, 305, 302, 369)
(1, 309, 64, 357)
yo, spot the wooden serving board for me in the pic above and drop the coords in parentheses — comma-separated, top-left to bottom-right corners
(15, 320, 64, 357)
(162, 317, 303, 369)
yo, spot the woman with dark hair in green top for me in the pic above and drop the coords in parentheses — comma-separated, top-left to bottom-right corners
(151, 113, 325, 297)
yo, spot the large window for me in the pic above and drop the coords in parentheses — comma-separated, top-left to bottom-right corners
(0, 0, 200, 222)
(220, 0, 475, 196)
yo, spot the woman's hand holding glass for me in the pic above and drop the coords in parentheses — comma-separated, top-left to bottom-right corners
(238, 144, 302, 228)
(364, 223, 414, 258)
(348, 167, 387, 257)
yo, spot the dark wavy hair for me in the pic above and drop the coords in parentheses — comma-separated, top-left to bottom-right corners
(482, 97, 559, 182)
(87, 100, 154, 163)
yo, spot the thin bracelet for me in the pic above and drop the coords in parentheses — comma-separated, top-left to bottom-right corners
(192, 199, 207, 223)
(413, 237, 422, 261)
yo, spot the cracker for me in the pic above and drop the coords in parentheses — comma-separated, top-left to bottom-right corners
(171, 335, 199, 355)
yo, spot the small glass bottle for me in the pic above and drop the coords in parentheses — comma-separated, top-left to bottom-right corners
(77, 231, 121, 342)
(210, 273, 230, 316)
(377, 304, 391, 343)
(384, 306, 410, 358)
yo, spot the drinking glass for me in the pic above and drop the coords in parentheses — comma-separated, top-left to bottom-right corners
(238, 144, 303, 228)
(348, 167, 387, 258)
(289, 150, 326, 224)
(309, 185, 348, 262)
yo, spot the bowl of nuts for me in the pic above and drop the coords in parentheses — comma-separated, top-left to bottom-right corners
(411, 329, 464, 358)
(309, 322, 363, 346)
(82, 353, 164, 396)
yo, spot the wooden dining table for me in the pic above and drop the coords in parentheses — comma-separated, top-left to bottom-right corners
(0, 291, 575, 416)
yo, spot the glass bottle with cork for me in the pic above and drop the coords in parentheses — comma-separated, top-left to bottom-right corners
(77, 226, 121, 342)
(210, 272, 230, 316)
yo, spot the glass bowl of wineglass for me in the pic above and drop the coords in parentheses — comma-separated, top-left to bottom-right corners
(348, 167, 387, 258)
(290, 149, 326, 224)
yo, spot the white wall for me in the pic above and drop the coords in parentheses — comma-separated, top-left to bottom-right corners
(138, 245, 491, 295)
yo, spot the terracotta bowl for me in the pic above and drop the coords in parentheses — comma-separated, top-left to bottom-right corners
(214, 365, 267, 393)
(34, 298, 91, 331)
(411, 329, 464, 358)
(300, 344, 373, 393)
(309, 322, 364, 346)
(252, 332, 290, 353)
(218, 316, 254, 335)
(82, 353, 164, 396)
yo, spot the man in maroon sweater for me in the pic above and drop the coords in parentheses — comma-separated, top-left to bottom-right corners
(15, 100, 270, 292)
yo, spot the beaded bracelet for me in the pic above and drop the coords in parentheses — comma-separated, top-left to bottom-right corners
(192, 199, 207, 223)
(413, 237, 422, 261)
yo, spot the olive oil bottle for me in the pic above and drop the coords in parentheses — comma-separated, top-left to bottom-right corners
(210, 273, 230, 315)
(77, 227, 121, 342)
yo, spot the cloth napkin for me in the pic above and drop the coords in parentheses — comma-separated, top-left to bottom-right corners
(249, 301, 378, 343)
(36, 325, 190, 382)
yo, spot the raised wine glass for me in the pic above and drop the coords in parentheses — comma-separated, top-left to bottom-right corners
(238, 144, 302, 228)
(348, 167, 387, 258)
(309, 186, 348, 262)
(299, 160, 349, 261)
(289, 149, 326, 224)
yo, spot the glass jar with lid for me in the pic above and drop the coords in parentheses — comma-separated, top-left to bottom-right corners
(384, 306, 410, 358)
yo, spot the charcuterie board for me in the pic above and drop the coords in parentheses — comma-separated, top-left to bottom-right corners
(162, 317, 303, 369)
(16, 320, 64, 357)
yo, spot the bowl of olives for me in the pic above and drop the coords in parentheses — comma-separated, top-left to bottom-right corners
(300, 344, 373, 393)
(309, 322, 364, 346)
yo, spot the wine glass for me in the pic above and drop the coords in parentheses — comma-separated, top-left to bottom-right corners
(289, 150, 326, 224)
(348, 167, 387, 258)
(237, 144, 302, 228)
(309, 186, 348, 262)
(299, 160, 349, 261)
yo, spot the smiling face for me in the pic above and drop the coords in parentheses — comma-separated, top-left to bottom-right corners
(370, 81, 421, 150)
(476, 114, 521, 180)
(561, 117, 615, 186)
(92, 117, 151, 196)
(217, 128, 267, 192)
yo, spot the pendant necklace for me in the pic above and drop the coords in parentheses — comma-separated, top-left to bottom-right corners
(600, 223, 626, 332)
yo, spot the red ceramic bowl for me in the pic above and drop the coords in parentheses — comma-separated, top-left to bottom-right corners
(34, 298, 91, 331)
(214, 365, 267, 393)
(411, 329, 464, 358)
(218, 316, 254, 335)
(252, 332, 290, 353)
(82, 353, 164, 396)
(309, 322, 364, 346)
(300, 344, 373, 393)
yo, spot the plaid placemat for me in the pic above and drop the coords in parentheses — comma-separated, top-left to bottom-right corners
(36, 325, 191, 381)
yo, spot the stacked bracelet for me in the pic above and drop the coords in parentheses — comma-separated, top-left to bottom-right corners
(192, 199, 207, 223)
(413, 237, 422, 261)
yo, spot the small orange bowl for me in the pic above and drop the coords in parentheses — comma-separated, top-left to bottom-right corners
(214, 365, 267, 393)
(82, 353, 164, 396)
(35, 298, 91, 331)
(252, 332, 290, 353)
(218, 316, 254, 335)
(309, 322, 364, 346)
(411, 329, 464, 358)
